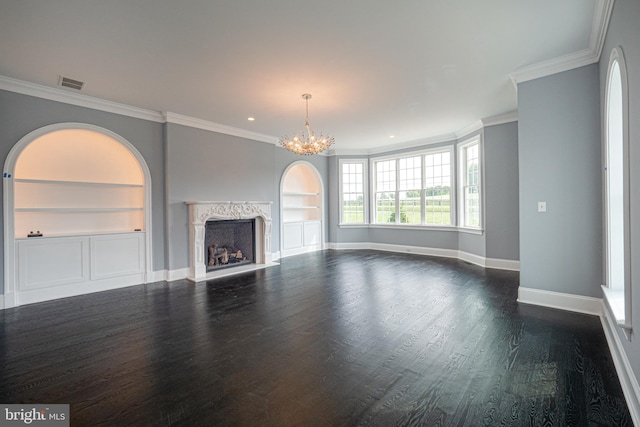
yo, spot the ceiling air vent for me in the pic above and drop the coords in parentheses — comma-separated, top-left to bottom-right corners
(58, 76, 84, 91)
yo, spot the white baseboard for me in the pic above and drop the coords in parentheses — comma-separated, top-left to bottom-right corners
(0, 294, 4, 310)
(601, 303, 640, 427)
(280, 244, 323, 258)
(485, 257, 520, 271)
(167, 267, 190, 281)
(517, 287, 602, 316)
(149, 270, 168, 282)
(272, 251, 281, 261)
(328, 242, 520, 271)
(13, 274, 146, 307)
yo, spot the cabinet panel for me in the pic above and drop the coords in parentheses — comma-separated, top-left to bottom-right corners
(91, 234, 144, 280)
(283, 222, 304, 250)
(303, 221, 322, 246)
(18, 238, 89, 290)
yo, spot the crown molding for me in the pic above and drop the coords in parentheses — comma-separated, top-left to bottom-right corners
(329, 132, 457, 156)
(0, 75, 282, 144)
(510, 48, 599, 86)
(0, 75, 164, 122)
(590, 0, 615, 59)
(329, 111, 519, 157)
(510, 0, 614, 85)
(482, 111, 519, 127)
(455, 120, 484, 139)
(163, 112, 278, 145)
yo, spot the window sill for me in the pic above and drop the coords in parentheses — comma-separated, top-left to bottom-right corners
(602, 285, 632, 337)
(338, 223, 484, 234)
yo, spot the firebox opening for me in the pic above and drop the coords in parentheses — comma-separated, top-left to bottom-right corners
(205, 219, 256, 271)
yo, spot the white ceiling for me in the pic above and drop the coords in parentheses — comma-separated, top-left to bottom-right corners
(0, 0, 601, 152)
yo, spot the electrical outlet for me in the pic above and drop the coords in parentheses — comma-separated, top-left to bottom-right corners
(537, 201, 547, 213)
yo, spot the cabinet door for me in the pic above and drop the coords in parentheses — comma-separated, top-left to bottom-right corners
(90, 234, 145, 280)
(303, 221, 321, 246)
(283, 222, 304, 250)
(18, 237, 90, 290)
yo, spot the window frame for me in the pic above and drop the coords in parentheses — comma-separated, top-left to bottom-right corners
(369, 146, 455, 228)
(457, 135, 483, 231)
(338, 159, 368, 225)
(602, 46, 632, 337)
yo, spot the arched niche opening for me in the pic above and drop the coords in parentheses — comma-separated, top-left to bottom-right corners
(280, 161, 325, 256)
(3, 123, 152, 308)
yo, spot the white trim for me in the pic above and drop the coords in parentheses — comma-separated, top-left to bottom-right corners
(455, 120, 483, 140)
(281, 244, 324, 258)
(0, 294, 3, 310)
(163, 112, 278, 145)
(517, 287, 602, 316)
(338, 158, 369, 225)
(149, 270, 168, 283)
(482, 111, 519, 127)
(167, 267, 190, 282)
(510, 48, 598, 86)
(328, 242, 519, 271)
(271, 251, 281, 261)
(589, 0, 615, 60)
(0, 75, 164, 122)
(603, 46, 632, 333)
(328, 133, 457, 157)
(485, 257, 520, 271)
(601, 303, 640, 426)
(509, 0, 614, 85)
(458, 135, 483, 231)
(12, 274, 145, 307)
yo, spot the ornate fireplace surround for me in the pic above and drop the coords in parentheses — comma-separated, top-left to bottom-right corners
(186, 201, 273, 282)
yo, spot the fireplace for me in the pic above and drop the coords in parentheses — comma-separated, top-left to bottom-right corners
(186, 201, 273, 282)
(205, 219, 255, 271)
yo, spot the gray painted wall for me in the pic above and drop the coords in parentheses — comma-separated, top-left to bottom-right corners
(0, 90, 167, 294)
(599, 0, 640, 396)
(165, 123, 277, 270)
(484, 122, 519, 260)
(165, 123, 330, 271)
(518, 64, 602, 297)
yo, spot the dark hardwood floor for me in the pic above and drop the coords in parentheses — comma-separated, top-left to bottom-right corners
(0, 250, 632, 426)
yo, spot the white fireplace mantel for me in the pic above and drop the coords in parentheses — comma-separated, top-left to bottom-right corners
(186, 201, 273, 282)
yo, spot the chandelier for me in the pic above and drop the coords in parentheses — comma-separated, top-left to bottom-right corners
(280, 94, 335, 155)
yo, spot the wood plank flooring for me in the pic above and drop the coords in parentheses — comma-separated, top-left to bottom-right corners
(0, 250, 632, 426)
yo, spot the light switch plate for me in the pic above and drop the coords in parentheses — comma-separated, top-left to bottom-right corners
(538, 201, 547, 212)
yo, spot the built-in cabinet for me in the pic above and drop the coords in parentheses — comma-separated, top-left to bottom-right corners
(281, 162, 323, 256)
(4, 125, 150, 307)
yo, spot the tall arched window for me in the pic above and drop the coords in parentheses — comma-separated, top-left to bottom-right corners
(603, 47, 631, 338)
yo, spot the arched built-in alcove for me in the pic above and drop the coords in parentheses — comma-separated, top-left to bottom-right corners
(3, 123, 152, 308)
(280, 161, 325, 257)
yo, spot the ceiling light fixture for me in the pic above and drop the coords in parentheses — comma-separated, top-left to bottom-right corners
(280, 94, 334, 155)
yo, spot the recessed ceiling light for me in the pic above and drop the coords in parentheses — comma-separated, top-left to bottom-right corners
(247, 117, 255, 121)
(389, 135, 395, 139)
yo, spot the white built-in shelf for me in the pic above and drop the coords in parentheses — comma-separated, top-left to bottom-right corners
(282, 191, 320, 196)
(16, 207, 144, 213)
(16, 229, 145, 240)
(14, 178, 144, 188)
